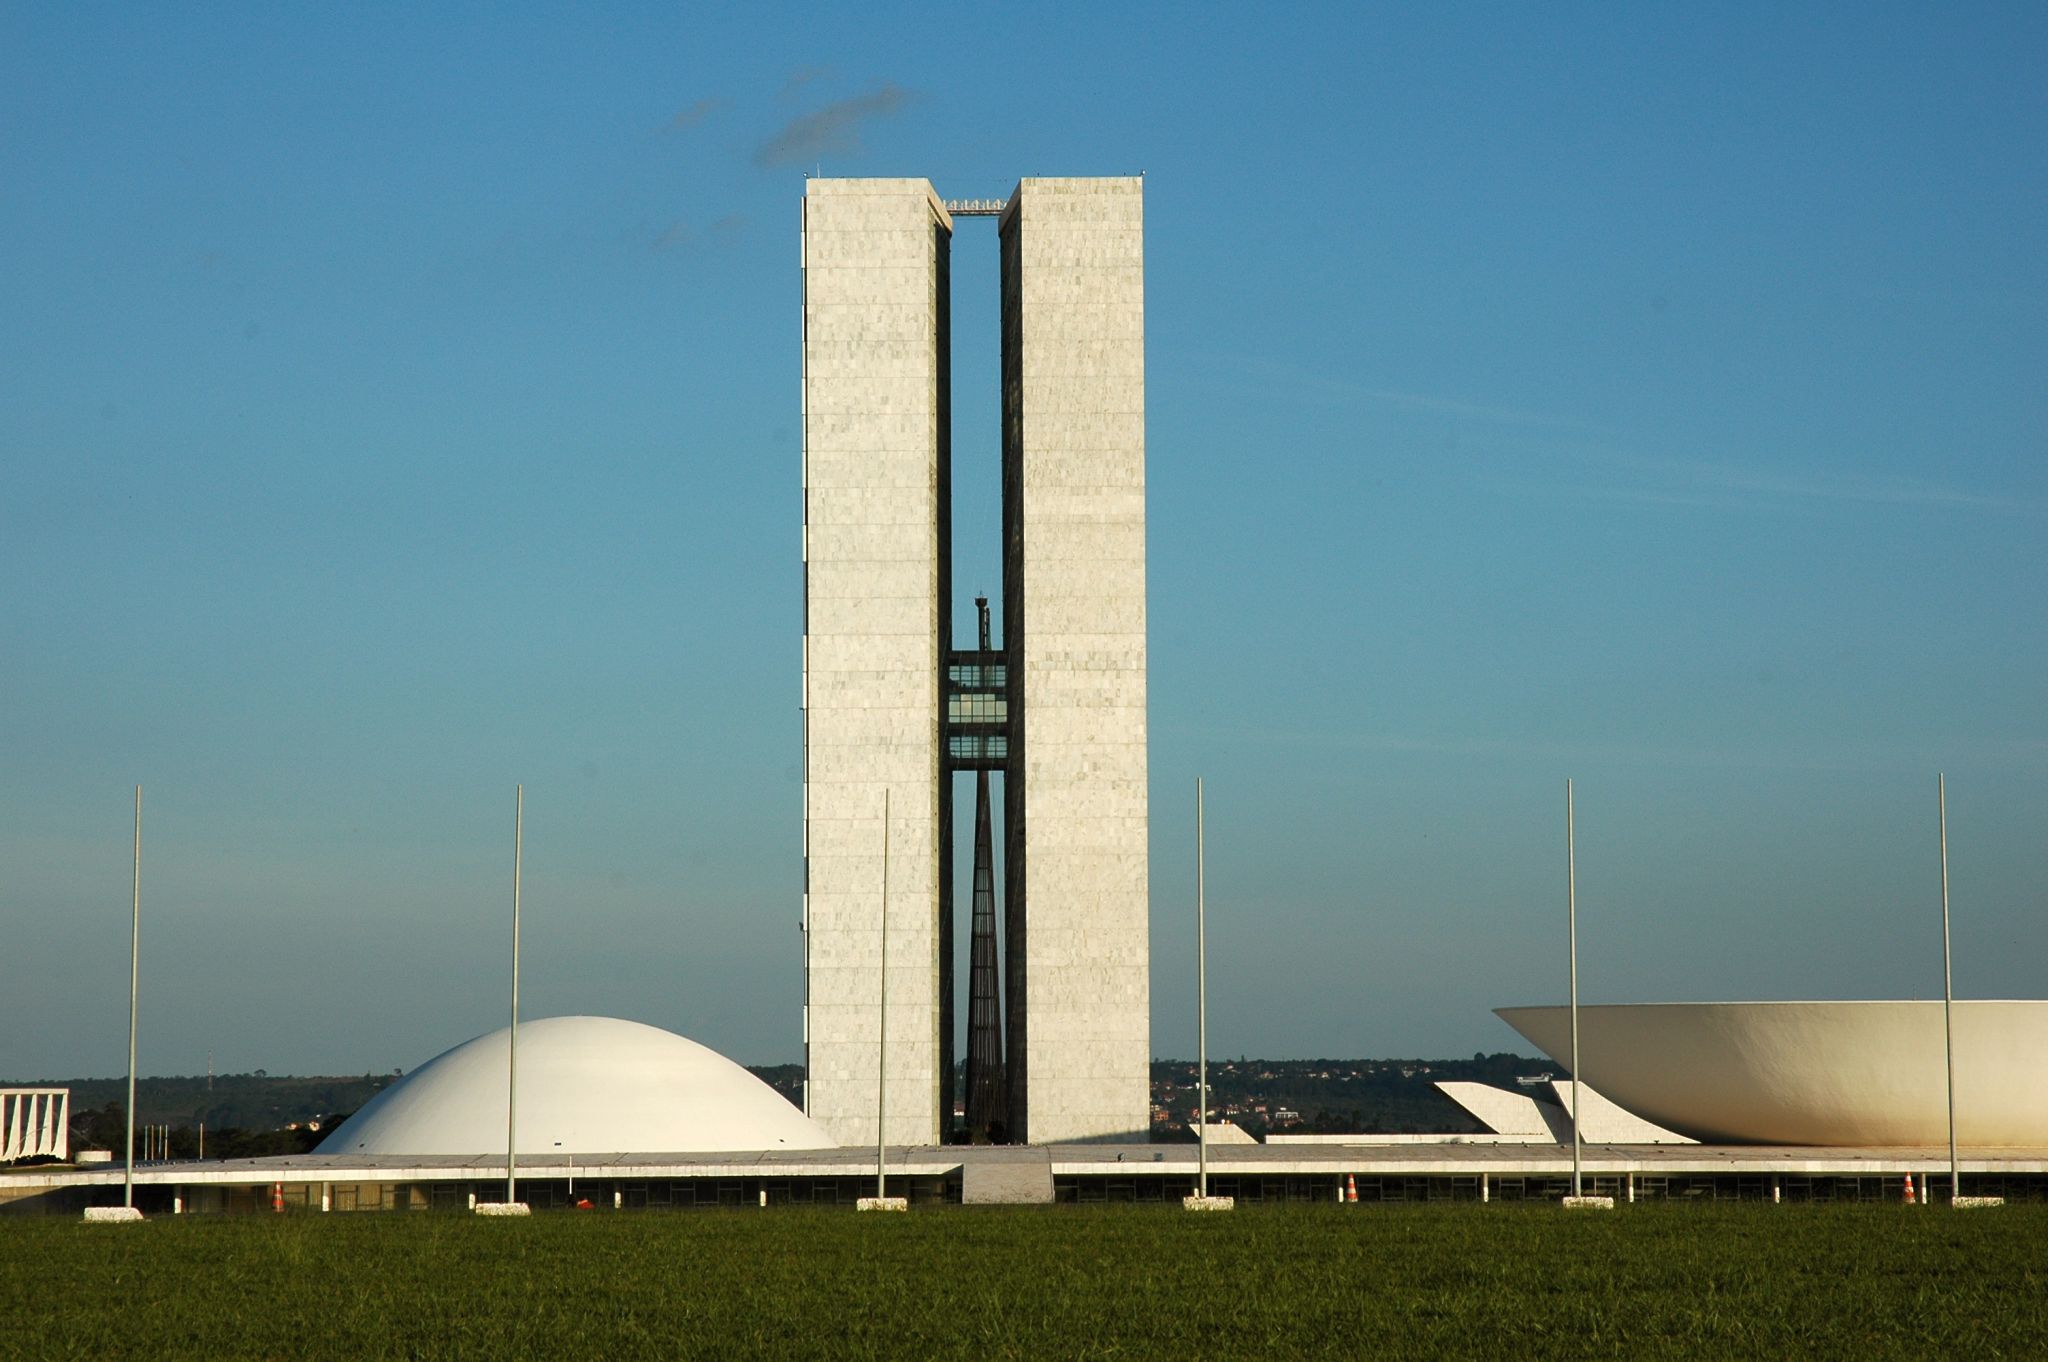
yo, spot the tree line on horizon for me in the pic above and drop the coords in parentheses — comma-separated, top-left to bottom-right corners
(5, 1052, 1550, 1159)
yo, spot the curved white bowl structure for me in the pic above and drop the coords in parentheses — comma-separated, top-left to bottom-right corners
(1496, 1001, 2048, 1146)
(317, 1015, 834, 1156)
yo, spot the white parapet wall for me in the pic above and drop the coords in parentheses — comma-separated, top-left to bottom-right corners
(1, 1088, 69, 1162)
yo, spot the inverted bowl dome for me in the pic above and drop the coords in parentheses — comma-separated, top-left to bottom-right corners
(1496, 1001, 2048, 1146)
(317, 1015, 834, 1156)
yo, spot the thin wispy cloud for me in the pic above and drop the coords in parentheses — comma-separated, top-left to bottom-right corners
(1355, 385, 1575, 430)
(651, 213, 749, 254)
(1228, 356, 2032, 519)
(779, 66, 831, 101)
(1230, 356, 1588, 433)
(754, 83, 913, 168)
(1518, 449, 2039, 517)
(666, 97, 728, 132)
(1648, 455, 2027, 513)
(1182, 722, 2041, 778)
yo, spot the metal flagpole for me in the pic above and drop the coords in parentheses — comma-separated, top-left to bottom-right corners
(877, 788, 890, 1199)
(1197, 776, 1208, 1200)
(507, 784, 523, 1207)
(1567, 778, 1582, 1200)
(1939, 774, 1958, 1204)
(124, 786, 141, 1209)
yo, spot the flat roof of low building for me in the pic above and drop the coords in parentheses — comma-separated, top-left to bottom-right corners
(12, 1140, 2048, 1193)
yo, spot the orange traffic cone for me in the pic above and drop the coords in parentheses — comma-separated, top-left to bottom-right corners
(271, 1182, 285, 1213)
(1345, 1173, 1358, 1204)
(1903, 1173, 1916, 1206)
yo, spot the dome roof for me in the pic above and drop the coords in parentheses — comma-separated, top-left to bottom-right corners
(1498, 1001, 2048, 1145)
(316, 1016, 834, 1156)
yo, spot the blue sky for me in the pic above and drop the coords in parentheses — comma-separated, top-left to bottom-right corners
(3, 4, 2042, 1078)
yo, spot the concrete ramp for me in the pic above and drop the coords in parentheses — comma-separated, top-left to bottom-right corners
(1435, 1080, 1695, 1144)
(1435, 1082, 1558, 1140)
(1549, 1080, 1694, 1144)
(961, 1150, 1055, 1204)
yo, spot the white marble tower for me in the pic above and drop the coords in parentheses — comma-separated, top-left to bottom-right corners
(801, 176, 1147, 1147)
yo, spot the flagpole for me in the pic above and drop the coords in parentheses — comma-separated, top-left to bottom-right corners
(123, 785, 141, 1210)
(1939, 774, 1958, 1204)
(1567, 778, 1582, 1200)
(1197, 776, 1208, 1200)
(507, 784, 522, 1207)
(877, 787, 890, 1200)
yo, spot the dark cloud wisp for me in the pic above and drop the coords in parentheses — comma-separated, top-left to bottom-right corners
(754, 84, 912, 168)
(668, 97, 729, 132)
(779, 66, 832, 101)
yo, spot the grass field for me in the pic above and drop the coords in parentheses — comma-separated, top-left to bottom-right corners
(6, 1203, 2045, 1360)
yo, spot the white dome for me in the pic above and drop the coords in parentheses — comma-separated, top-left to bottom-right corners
(316, 1016, 834, 1156)
(1498, 1001, 2048, 1145)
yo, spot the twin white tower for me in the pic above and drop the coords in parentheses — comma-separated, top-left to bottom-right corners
(800, 177, 1150, 1145)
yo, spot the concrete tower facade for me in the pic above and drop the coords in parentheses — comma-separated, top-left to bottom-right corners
(801, 176, 1147, 1147)
(799, 180, 951, 1148)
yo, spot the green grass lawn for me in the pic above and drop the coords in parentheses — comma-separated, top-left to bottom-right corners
(5, 1203, 2044, 1360)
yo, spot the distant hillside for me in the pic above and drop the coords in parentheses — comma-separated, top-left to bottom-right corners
(10, 1055, 1546, 1146)
(8, 1065, 809, 1137)
(748, 1063, 804, 1107)
(6, 1074, 400, 1133)
(1148, 1052, 1557, 1137)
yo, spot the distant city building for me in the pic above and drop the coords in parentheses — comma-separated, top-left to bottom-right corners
(800, 178, 1149, 1146)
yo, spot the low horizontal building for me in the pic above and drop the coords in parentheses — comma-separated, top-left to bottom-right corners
(6, 1140, 2047, 1213)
